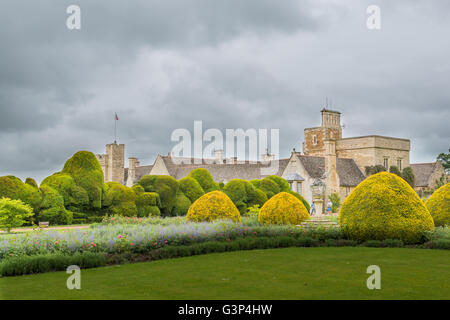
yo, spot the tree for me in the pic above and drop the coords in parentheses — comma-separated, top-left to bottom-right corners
(437, 150, 450, 175)
(401, 167, 415, 188)
(365, 165, 386, 176)
(389, 166, 402, 177)
(0, 198, 34, 233)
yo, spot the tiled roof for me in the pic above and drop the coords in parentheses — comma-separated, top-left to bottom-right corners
(410, 162, 438, 187)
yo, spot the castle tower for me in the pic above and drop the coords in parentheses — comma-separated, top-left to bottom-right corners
(126, 157, 140, 187)
(96, 143, 125, 184)
(303, 109, 342, 156)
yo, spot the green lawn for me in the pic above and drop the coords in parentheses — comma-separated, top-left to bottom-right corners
(0, 247, 449, 300)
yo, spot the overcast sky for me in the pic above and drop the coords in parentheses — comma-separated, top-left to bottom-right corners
(0, 0, 449, 182)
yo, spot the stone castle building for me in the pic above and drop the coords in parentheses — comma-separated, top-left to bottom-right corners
(96, 109, 446, 213)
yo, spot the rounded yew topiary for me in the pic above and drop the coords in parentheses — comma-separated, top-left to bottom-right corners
(186, 191, 241, 223)
(258, 178, 280, 199)
(0, 176, 42, 215)
(41, 173, 89, 209)
(38, 185, 73, 225)
(266, 175, 290, 192)
(135, 192, 161, 217)
(223, 179, 258, 215)
(178, 177, 205, 203)
(103, 182, 137, 217)
(425, 183, 449, 227)
(187, 168, 219, 193)
(251, 188, 268, 207)
(172, 193, 192, 216)
(62, 151, 105, 209)
(258, 192, 309, 225)
(339, 172, 434, 243)
(287, 190, 310, 212)
(138, 175, 179, 216)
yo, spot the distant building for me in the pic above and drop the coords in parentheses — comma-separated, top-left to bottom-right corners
(96, 109, 445, 213)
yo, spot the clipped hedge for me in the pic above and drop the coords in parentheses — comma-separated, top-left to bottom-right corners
(339, 172, 434, 244)
(425, 183, 449, 227)
(178, 177, 205, 203)
(41, 173, 89, 209)
(172, 193, 192, 216)
(223, 179, 257, 215)
(258, 192, 309, 225)
(103, 182, 137, 217)
(38, 185, 73, 225)
(135, 192, 161, 217)
(138, 175, 179, 216)
(266, 175, 290, 192)
(25, 178, 38, 189)
(258, 178, 280, 199)
(62, 151, 105, 209)
(186, 191, 241, 223)
(0, 176, 41, 215)
(188, 168, 219, 193)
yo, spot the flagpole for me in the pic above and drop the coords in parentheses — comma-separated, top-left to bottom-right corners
(114, 113, 117, 144)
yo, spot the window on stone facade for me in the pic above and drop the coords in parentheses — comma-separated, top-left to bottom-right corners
(397, 159, 402, 171)
(345, 187, 351, 196)
(297, 182, 302, 195)
(383, 157, 389, 169)
(313, 135, 317, 145)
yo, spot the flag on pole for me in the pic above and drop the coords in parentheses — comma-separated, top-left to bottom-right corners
(115, 113, 119, 121)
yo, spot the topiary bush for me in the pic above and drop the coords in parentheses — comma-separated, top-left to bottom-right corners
(0, 176, 41, 217)
(339, 172, 434, 244)
(258, 177, 280, 199)
(266, 175, 290, 192)
(178, 177, 205, 203)
(135, 192, 161, 217)
(138, 175, 179, 216)
(223, 179, 258, 215)
(25, 178, 38, 189)
(287, 190, 310, 212)
(425, 183, 449, 227)
(38, 185, 73, 225)
(187, 168, 219, 193)
(61, 151, 105, 209)
(258, 192, 309, 225)
(251, 188, 268, 208)
(186, 191, 241, 223)
(250, 179, 261, 189)
(41, 173, 89, 209)
(132, 184, 145, 195)
(172, 193, 192, 216)
(0, 198, 34, 232)
(103, 182, 137, 217)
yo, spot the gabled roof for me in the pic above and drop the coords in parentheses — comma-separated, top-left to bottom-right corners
(410, 162, 439, 187)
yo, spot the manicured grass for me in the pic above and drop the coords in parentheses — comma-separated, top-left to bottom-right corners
(0, 247, 449, 300)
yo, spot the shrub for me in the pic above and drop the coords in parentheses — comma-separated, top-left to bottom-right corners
(258, 178, 280, 199)
(135, 192, 161, 217)
(187, 168, 219, 193)
(61, 151, 105, 209)
(132, 184, 145, 195)
(103, 182, 137, 217)
(0, 176, 42, 214)
(25, 178, 38, 188)
(252, 188, 268, 207)
(382, 239, 404, 248)
(223, 179, 258, 215)
(178, 177, 205, 203)
(186, 191, 241, 223)
(258, 192, 309, 225)
(328, 193, 341, 213)
(363, 240, 382, 248)
(339, 172, 434, 244)
(41, 173, 90, 209)
(401, 167, 415, 188)
(172, 193, 192, 216)
(38, 185, 73, 225)
(425, 183, 449, 227)
(389, 166, 402, 177)
(287, 190, 310, 212)
(0, 198, 34, 232)
(250, 179, 261, 189)
(138, 175, 179, 216)
(266, 175, 290, 192)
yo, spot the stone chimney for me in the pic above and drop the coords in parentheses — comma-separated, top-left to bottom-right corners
(324, 139, 339, 200)
(261, 148, 275, 163)
(126, 157, 140, 187)
(214, 149, 224, 164)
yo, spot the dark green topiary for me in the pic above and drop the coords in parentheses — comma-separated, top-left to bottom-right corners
(135, 192, 161, 217)
(251, 188, 268, 207)
(178, 177, 205, 203)
(25, 178, 38, 189)
(250, 179, 261, 189)
(61, 151, 105, 209)
(103, 182, 137, 217)
(223, 179, 257, 215)
(172, 193, 192, 216)
(0, 176, 41, 216)
(258, 178, 280, 199)
(266, 175, 290, 192)
(287, 190, 310, 212)
(41, 173, 89, 209)
(138, 175, 179, 216)
(187, 168, 219, 193)
(38, 185, 73, 225)
(132, 184, 145, 195)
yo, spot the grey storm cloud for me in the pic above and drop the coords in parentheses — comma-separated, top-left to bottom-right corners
(0, 0, 449, 182)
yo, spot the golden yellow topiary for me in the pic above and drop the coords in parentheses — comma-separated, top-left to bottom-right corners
(186, 191, 241, 223)
(258, 192, 309, 225)
(425, 183, 450, 227)
(339, 172, 434, 244)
